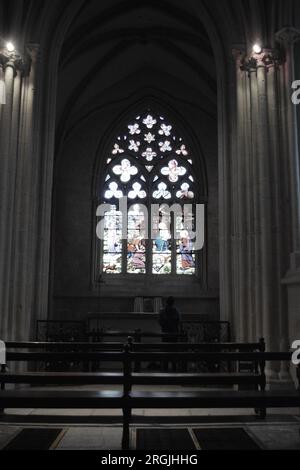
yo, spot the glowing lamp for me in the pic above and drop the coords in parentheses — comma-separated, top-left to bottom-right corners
(253, 44, 262, 54)
(6, 42, 15, 52)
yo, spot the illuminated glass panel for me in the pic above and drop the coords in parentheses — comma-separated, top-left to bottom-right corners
(161, 160, 187, 183)
(102, 207, 123, 274)
(153, 182, 172, 200)
(176, 239, 196, 276)
(176, 183, 194, 200)
(100, 110, 198, 276)
(175, 213, 196, 275)
(127, 205, 146, 274)
(112, 159, 138, 183)
(152, 208, 172, 275)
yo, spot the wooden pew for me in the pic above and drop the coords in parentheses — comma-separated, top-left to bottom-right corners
(1, 346, 300, 450)
(88, 330, 187, 343)
(0, 350, 130, 447)
(128, 337, 265, 373)
(5, 338, 264, 353)
(5, 342, 125, 351)
(120, 350, 300, 448)
(5, 338, 265, 374)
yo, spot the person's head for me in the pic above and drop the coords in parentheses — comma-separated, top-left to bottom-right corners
(166, 296, 175, 307)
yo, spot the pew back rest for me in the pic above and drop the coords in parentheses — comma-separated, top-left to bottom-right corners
(4, 338, 265, 352)
(1, 345, 298, 391)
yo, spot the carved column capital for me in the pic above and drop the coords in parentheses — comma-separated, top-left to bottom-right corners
(276, 27, 300, 46)
(26, 44, 41, 64)
(240, 48, 283, 73)
(232, 46, 246, 69)
(0, 47, 32, 76)
(232, 48, 244, 62)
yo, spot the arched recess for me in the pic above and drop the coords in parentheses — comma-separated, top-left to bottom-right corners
(7, 0, 254, 328)
(93, 97, 208, 199)
(49, 1, 224, 320)
(0, 0, 296, 348)
(91, 97, 208, 296)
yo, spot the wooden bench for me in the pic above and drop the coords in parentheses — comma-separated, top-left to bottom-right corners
(1, 346, 300, 450)
(6, 338, 264, 372)
(87, 330, 187, 344)
(5, 338, 265, 374)
(120, 350, 300, 448)
(0, 350, 131, 447)
(127, 337, 265, 373)
(0, 338, 270, 403)
(5, 338, 265, 353)
(5, 341, 125, 351)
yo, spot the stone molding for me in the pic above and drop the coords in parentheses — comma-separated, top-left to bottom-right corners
(276, 27, 300, 46)
(0, 48, 31, 76)
(240, 48, 283, 73)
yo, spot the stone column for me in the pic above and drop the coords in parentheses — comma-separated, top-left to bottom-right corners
(277, 28, 300, 383)
(256, 55, 276, 361)
(248, 69, 263, 342)
(231, 48, 286, 373)
(0, 58, 15, 339)
(7, 71, 22, 341)
(0, 48, 27, 341)
(233, 50, 248, 342)
(276, 28, 300, 266)
(11, 45, 40, 342)
(0, 42, 54, 344)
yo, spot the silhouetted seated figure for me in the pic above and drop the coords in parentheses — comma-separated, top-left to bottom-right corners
(159, 297, 181, 371)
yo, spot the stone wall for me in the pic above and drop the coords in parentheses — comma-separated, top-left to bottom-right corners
(51, 73, 219, 321)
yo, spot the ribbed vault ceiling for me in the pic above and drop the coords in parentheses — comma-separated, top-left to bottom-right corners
(0, 0, 297, 148)
(55, 0, 217, 144)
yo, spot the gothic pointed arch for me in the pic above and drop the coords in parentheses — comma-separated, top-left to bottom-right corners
(95, 104, 207, 281)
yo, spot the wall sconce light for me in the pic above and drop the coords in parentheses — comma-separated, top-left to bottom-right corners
(0, 40, 17, 104)
(253, 43, 262, 54)
(6, 42, 15, 53)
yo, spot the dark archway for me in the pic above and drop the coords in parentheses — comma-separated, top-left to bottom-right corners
(50, 1, 220, 319)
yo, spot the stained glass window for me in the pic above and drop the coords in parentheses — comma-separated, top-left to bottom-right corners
(99, 110, 199, 276)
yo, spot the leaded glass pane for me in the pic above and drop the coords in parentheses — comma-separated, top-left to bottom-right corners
(153, 182, 172, 200)
(127, 205, 146, 274)
(104, 182, 123, 199)
(176, 229, 196, 275)
(103, 254, 122, 274)
(176, 183, 194, 200)
(153, 252, 172, 274)
(102, 207, 123, 274)
(161, 160, 187, 183)
(112, 159, 138, 183)
(100, 110, 198, 276)
(152, 212, 172, 274)
(176, 237, 195, 275)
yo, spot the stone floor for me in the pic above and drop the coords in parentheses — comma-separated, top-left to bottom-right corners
(0, 384, 299, 450)
(0, 410, 299, 450)
(0, 419, 300, 450)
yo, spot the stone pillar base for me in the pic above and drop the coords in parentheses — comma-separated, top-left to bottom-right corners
(282, 269, 300, 347)
(267, 378, 296, 391)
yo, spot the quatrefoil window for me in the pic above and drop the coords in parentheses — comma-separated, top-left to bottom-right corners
(100, 110, 198, 277)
